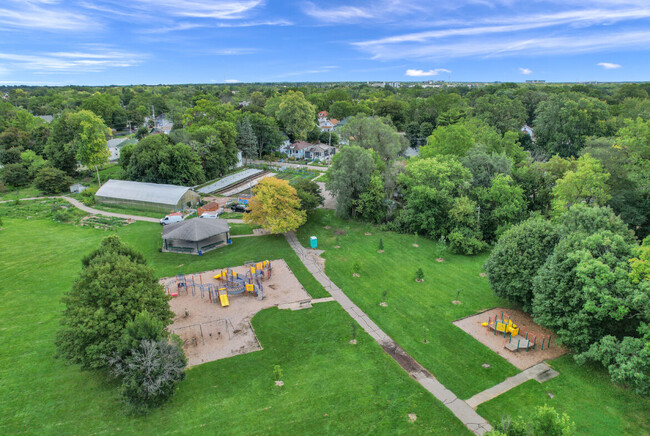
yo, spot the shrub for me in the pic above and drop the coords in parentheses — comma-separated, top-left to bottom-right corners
(415, 268, 424, 281)
(35, 166, 72, 194)
(1, 163, 30, 187)
(110, 338, 186, 413)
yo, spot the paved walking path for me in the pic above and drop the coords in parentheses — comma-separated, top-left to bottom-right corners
(62, 197, 161, 223)
(248, 159, 329, 172)
(466, 363, 559, 409)
(284, 231, 492, 435)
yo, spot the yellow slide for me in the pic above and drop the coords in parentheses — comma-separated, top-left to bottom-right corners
(220, 294, 230, 307)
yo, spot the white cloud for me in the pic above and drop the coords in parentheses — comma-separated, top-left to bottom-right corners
(128, 0, 264, 19)
(211, 48, 260, 55)
(224, 79, 240, 83)
(356, 30, 650, 60)
(215, 19, 292, 27)
(277, 65, 338, 78)
(405, 68, 451, 76)
(597, 62, 622, 69)
(519, 67, 532, 75)
(0, 47, 143, 73)
(302, 0, 428, 24)
(0, 1, 94, 31)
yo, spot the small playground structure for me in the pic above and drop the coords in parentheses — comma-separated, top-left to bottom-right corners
(162, 259, 311, 366)
(481, 311, 552, 353)
(165, 260, 272, 308)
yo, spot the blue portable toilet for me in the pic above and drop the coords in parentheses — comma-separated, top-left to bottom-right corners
(310, 236, 318, 248)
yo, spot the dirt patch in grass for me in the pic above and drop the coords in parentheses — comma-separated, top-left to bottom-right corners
(161, 259, 311, 367)
(453, 308, 567, 370)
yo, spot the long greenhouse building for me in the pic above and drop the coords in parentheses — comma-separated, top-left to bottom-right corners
(95, 179, 200, 213)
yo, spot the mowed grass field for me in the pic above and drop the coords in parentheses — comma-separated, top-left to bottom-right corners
(0, 217, 469, 435)
(296, 210, 650, 435)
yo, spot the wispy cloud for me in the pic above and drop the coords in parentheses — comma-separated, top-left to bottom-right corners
(211, 48, 260, 55)
(519, 67, 533, 74)
(277, 65, 338, 78)
(0, 47, 143, 73)
(0, 1, 95, 31)
(128, 0, 264, 19)
(405, 68, 451, 76)
(357, 29, 650, 60)
(597, 62, 622, 69)
(302, 0, 428, 24)
(224, 79, 240, 83)
(215, 19, 292, 27)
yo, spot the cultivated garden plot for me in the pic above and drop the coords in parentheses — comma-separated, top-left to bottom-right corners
(161, 259, 311, 366)
(454, 308, 567, 370)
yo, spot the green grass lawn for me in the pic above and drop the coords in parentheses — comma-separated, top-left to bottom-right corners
(477, 355, 650, 436)
(295, 210, 650, 434)
(90, 203, 166, 219)
(0, 184, 43, 200)
(220, 212, 244, 219)
(229, 222, 256, 235)
(0, 217, 468, 435)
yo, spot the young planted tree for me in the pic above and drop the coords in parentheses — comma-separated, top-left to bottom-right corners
(244, 177, 306, 233)
(293, 178, 324, 215)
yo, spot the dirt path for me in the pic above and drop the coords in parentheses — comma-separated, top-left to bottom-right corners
(284, 231, 492, 435)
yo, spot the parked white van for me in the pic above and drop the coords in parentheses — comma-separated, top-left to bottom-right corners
(199, 211, 219, 219)
(160, 212, 183, 225)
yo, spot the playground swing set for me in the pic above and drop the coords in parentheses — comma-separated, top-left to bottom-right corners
(166, 260, 272, 308)
(481, 311, 552, 353)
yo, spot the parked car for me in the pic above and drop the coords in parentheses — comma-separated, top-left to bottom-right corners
(230, 204, 250, 213)
(199, 211, 219, 219)
(160, 212, 183, 225)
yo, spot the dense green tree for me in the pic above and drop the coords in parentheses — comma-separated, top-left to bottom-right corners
(398, 156, 472, 237)
(56, 236, 174, 369)
(534, 93, 611, 156)
(461, 145, 513, 187)
(552, 154, 611, 213)
(0, 147, 22, 165)
(422, 123, 474, 157)
(67, 110, 111, 185)
(488, 405, 575, 436)
(447, 196, 487, 255)
(81, 93, 121, 127)
(476, 174, 527, 241)
(473, 93, 527, 135)
(236, 116, 258, 162)
(532, 221, 642, 352)
(485, 217, 561, 310)
(1, 163, 30, 187)
(340, 115, 407, 163)
(616, 117, 650, 194)
(245, 113, 283, 158)
(274, 91, 316, 140)
(356, 174, 386, 224)
(326, 146, 377, 217)
(122, 135, 205, 185)
(34, 166, 72, 194)
(293, 178, 324, 214)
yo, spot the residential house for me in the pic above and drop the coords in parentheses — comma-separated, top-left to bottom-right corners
(304, 143, 336, 161)
(285, 141, 312, 159)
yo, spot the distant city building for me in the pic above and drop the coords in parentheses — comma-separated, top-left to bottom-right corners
(525, 80, 546, 84)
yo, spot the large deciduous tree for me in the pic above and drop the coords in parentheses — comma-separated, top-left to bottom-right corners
(244, 177, 306, 233)
(56, 236, 174, 369)
(485, 217, 561, 310)
(293, 178, 324, 215)
(274, 91, 316, 140)
(422, 123, 475, 157)
(551, 153, 611, 213)
(339, 115, 407, 163)
(326, 145, 378, 217)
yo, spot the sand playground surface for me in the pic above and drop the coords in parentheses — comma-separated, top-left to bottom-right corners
(454, 308, 567, 370)
(160, 259, 311, 367)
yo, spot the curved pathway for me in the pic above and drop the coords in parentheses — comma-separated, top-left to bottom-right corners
(284, 231, 492, 435)
(62, 197, 161, 223)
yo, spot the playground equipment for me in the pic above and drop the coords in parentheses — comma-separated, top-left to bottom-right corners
(481, 312, 552, 353)
(165, 261, 272, 307)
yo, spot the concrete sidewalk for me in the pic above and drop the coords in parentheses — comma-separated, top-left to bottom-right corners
(465, 363, 559, 409)
(284, 231, 492, 435)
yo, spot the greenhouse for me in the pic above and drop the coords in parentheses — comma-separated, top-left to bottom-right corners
(95, 179, 200, 213)
(162, 218, 231, 254)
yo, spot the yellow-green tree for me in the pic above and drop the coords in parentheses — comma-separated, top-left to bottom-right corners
(68, 110, 111, 186)
(551, 153, 611, 213)
(244, 177, 306, 234)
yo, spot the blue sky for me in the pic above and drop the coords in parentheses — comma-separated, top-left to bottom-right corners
(0, 0, 649, 85)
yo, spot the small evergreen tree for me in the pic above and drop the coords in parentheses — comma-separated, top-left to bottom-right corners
(378, 238, 384, 251)
(236, 116, 258, 163)
(415, 268, 424, 281)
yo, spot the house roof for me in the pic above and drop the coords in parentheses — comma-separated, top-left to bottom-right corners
(289, 141, 313, 150)
(162, 218, 230, 242)
(96, 179, 194, 206)
(307, 143, 334, 153)
(318, 111, 328, 117)
(330, 119, 339, 125)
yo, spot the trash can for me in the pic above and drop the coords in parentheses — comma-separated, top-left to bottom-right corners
(310, 236, 318, 248)
(198, 250, 203, 256)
